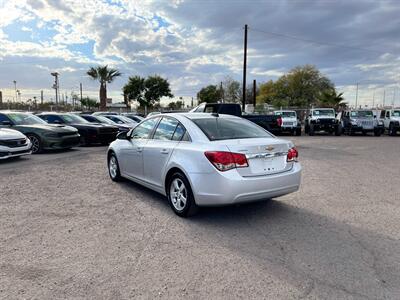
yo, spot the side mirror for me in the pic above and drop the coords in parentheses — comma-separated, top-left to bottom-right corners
(2, 120, 12, 126)
(116, 131, 129, 140)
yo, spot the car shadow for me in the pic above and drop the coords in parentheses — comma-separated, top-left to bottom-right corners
(113, 179, 399, 298)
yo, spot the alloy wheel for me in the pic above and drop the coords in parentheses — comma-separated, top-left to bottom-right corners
(109, 156, 118, 179)
(29, 135, 40, 153)
(170, 178, 187, 211)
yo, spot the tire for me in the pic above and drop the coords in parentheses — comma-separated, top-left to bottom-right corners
(167, 172, 198, 217)
(389, 124, 397, 136)
(374, 129, 381, 137)
(26, 134, 42, 154)
(304, 123, 309, 134)
(295, 128, 302, 136)
(108, 152, 123, 182)
(335, 126, 341, 136)
(309, 124, 315, 136)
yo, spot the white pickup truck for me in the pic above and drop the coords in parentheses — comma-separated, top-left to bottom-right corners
(273, 110, 302, 136)
(380, 109, 400, 136)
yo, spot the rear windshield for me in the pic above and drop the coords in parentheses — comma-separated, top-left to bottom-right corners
(192, 117, 272, 141)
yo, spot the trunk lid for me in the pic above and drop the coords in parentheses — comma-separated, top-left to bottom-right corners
(213, 138, 292, 177)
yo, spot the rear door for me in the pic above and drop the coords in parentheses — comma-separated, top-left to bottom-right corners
(119, 117, 160, 180)
(142, 117, 184, 188)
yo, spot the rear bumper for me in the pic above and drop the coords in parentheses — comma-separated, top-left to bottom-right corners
(189, 163, 301, 206)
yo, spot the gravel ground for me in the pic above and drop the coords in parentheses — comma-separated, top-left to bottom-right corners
(1, 136, 400, 299)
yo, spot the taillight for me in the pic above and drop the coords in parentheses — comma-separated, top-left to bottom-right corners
(287, 147, 298, 162)
(204, 151, 249, 171)
(277, 117, 283, 127)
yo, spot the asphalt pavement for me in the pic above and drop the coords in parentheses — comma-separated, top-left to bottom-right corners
(1, 136, 400, 299)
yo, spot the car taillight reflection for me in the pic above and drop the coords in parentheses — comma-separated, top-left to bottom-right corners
(204, 151, 249, 171)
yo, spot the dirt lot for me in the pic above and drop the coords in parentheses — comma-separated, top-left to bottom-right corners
(1, 136, 400, 299)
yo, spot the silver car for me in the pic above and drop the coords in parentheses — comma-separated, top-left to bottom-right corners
(0, 128, 32, 160)
(107, 113, 302, 217)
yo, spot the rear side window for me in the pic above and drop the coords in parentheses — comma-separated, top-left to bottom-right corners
(0, 114, 11, 123)
(131, 117, 159, 139)
(172, 123, 186, 141)
(192, 117, 272, 141)
(153, 117, 179, 140)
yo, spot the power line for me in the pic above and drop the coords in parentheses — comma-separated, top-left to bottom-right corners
(249, 27, 385, 55)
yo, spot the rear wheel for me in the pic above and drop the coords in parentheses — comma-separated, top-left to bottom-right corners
(108, 153, 122, 181)
(295, 127, 302, 136)
(335, 126, 341, 136)
(374, 129, 381, 137)
(167, 172, 198, 217)
(27, 134, 42, 154)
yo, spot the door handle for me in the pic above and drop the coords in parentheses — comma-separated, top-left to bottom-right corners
(160, 149, 169, 154)
(136, 147, 143, 153)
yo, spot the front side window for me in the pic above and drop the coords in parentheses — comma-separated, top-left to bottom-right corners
(386, 111, 390, 118)
(131, 117, 159, 139)
(153, 117, 179, 140)
(0, 114, 11, 123)
(192, 117, 272, 141)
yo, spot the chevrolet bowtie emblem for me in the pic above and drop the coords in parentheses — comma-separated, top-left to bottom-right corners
(265, 146, 274, 151)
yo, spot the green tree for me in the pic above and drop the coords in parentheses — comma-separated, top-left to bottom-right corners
(197, 85, 221, 103)
(123, 75, 173, 108)
(168, 100, 184, 110)
(272, 65, 334, 108)
(87, 65, 121, 110)
(222, 76, 241, 103)
(257, 80, 276, 104)
(80, 97, 99, 110)
(318, 90, 346, 108)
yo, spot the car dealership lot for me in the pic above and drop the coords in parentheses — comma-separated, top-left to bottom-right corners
(1, 137, 399, 299)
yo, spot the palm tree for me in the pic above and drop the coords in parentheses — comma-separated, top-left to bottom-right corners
(87, 65, 121, 110)
(319, 90, 346, 109)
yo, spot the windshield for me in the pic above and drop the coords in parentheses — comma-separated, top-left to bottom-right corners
(275, 111, 296, 118)
(192, 117, 272, 141)
(8, 113, 47, 125)
(97, 116, 116, 124)
(118, 116, 137, 123)
(350, 111, 373, 118)
(392, 110, 400, 117)
(61, 114, 89, 124)
(313, 109, 335, 117)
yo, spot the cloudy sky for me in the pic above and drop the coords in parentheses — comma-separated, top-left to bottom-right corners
(0, 0, 399, 107)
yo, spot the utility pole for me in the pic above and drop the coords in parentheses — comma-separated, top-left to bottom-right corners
(383, 89, 386, 107)
(40, 90, 44, 105)
(80, 83, 83, 103)
(253, 79, 256, 108)
(51, 72, 59, 110)
(392, 88, 396, 107)
(372, 89, 375, 108)
(191, 97, 194, 107)
(355, 82, 359, 109)
(13, 80, 17, 104)
(242, 24, 248, 111)
(220, 81, 224, 103)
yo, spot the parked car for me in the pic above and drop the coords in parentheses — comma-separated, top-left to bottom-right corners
(0, 128, 32, 159)
(80, 114, 132, 132)
(191, 103, 284, 134)
(122, 113, 145, 123)
(380, 109, 400, 136)
(304, 108, 341, 136)
(107, 113, 301, 217)
(341, 110, 383, 136)
(38, 113, 119, 145)
(0, 111, 80, 153)
(274, 110, 302, 136)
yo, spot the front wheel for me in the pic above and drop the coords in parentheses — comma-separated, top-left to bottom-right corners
(27, 134, 42, 154)
(167, 172, 198, 217)
(389, 124, 397, 136)
(108, 153, 122, 182)
(309, 124, 315, 136)
(335, 126, 341, 136)
(374, 129, 381, 137)
(295, 128, 302, 136)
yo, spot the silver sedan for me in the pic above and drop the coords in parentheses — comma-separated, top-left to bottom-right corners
(107, 113, 302, 217)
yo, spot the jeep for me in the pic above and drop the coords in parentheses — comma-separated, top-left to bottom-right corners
(341, 110, 383, 136)
(305, 108, 341, 136)
(274, 110, 302, 136)
(380, 109, 400, 136)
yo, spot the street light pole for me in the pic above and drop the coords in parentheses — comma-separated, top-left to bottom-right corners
(355, 83, 359, 109)
(13, 80, 17, 104)
(242, 24, 248, 111)
(51, 72, 59, 110)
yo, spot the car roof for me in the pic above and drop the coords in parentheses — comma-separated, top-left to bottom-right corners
(159, 112, 240, 120)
